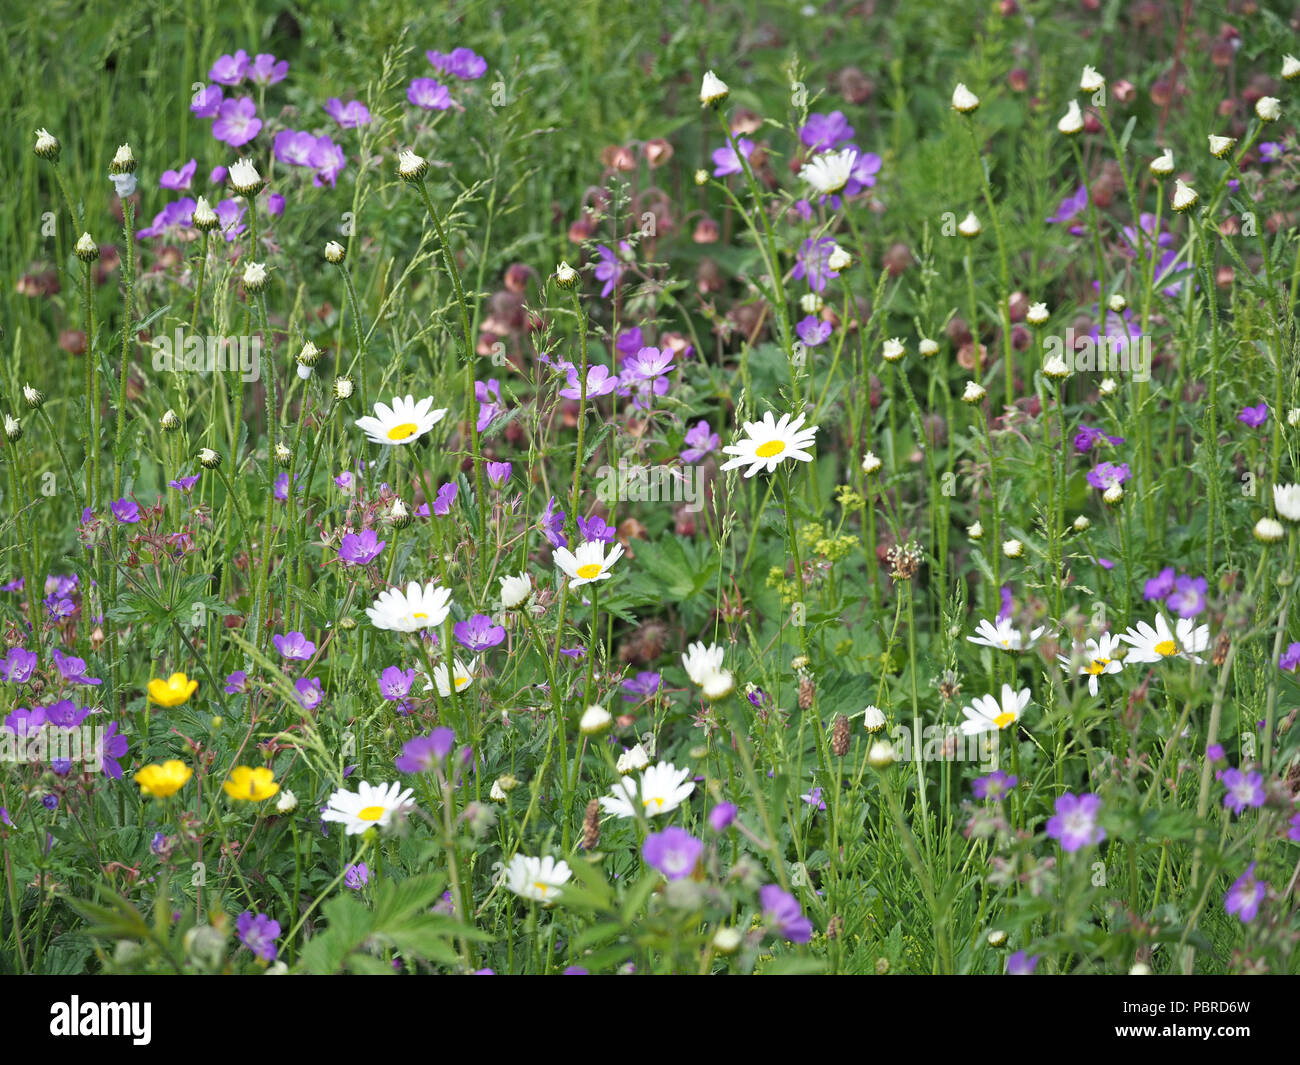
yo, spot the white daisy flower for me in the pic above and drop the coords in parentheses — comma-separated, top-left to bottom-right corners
(681, 641, 727, 686)
(599, 761, 695, 819)
(1080, 65, 1105, 93)
(354, 395, 448, 446)
(699, 70, 729, 106)
(1058, 633, 1124, 696)
(1256, 96, 1282, 122)
(1274, 483, 1300, 522)
(967, 616, 1045, 653)
(498, 571, 533, 609)
(505, 853, 572, 904)
(959, 683, 1031, 737)
(799, 147, 858, 196)
(951, 83, 980, 113)
(616, 743, 651, 774)
(1149, 148, 1174, 176)
(422, 657, 476, 697)
(1057, 100, 1084, 136)
(719, 410, 818, 477)
(1171, 179, 1197, 212)
(365, 581, 453, 632)
(1120, 614, 1209, 664)
(554, 540, 624, 586)
(228, 158, 262, 194)
(320, 780, 416, 835)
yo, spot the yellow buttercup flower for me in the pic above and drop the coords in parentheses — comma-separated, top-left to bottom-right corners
(134, 760, 192, 798)
(148, 672, 198, 707)
(223, 766, 280, 802)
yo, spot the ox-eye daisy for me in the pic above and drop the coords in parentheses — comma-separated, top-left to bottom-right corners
(1120, 613, 1209, 664)
(554, 540, 624, 586)
(321, 780, 416, 835)
(960, 684, 1032, 736)
(599, 761, 695, 819)
(506, 853, 572, 905)
(1058, 633, 1124, 696)
(799, 147, 858, 196)
(422, 657, 477, 697)
(355, 395, 448, 446)
(366, 581, 453, 632)
(967, 616, 1045, 653)
(720, 410, 818, 477)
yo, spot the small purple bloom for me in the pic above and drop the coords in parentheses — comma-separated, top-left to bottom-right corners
(1006, 950, 1040, 975)
(1206, 744, 1226, 763)
(344, 863, 370, 890)
(1072, 425, 1125, 453)
(309, 136, 346, 187)
(1086, 462, 1131, 492)
(800, 111, 855, 151)
(236, 911, 280, 962)
(339, 528, 386, 566)
(759, 884, 813, 943)
(796, 315, 832, 347)
(378, 666, 416, 702)
(792, 237, 841, 294)
(576, 514, 615, 544)
(1144, 567, 1176, 601)
(1280, 641, 1300, 672)
(540, 496, 567, 548)
(1260, 141, 1283, 163)
(1045, 792, 1106, 853)
(191, 84, 223, 118)
(273, 631, 317, 662)
(709, 802, 738, 833)
(408, 77, 453, 110)
(111, 498, 141, 524)
(1238, 402, 1269, 428)
(680, 420, 720, 464)
(169, 474, 201, 492)
(5, 705, 46, 735)
(622, 671, 661, 701)
(96, 721, 129, 780)
(560, 363, 618, 400)
(211, 96, 262, 148)
(294, 676, 323, 711)
(972, 770, 1018, 800)
(324, 98, 372, 128)
(1219, 768, 1266, 815)
(454, 614, 506, 652)
(711, 137, 755, 177)
(248, 53, 288, 86)
(486, 461, 512, 488)
(394, 728, 456, 774)
(274, 129, 318, 167)
(45, 699, 89, 728)
(209, 50, 249, 85)
(224, 670, 248, 694)
(427, 47, 488, 79)
(433, 482, 458, 517)
(800, 786, 827, 811)
(53, 649, 101, 686)
(0, 647, 37, 685)
(1224, 862, 1266, 923)
(1047, 185, 1089, 224)
(1166, 575, 1207, 619)
(593, 243, 629, 299)
(642, 826, 704, 880)
(159, 159, 197, 191)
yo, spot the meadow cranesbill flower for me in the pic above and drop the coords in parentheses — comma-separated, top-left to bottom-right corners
(1058, 634, 1124, 696)
(710, 137, 755, 178)
(622, 671, 661, 701)
(1120, 613, 1210, 664)
(379, 666, 416, 702)
(322, 780, 416, 835)
(792, 237, 841, 293)
(134, 760, 192, 799)
(1260, 141, 1283, 163)
(273, 631, 317, 661)
(209, 50, 250, 84)
(394, 728, 455, 773)
(1046, 792, 1105, 852)
(339, 529, 385, 566)
(344, 863, 370, 890)
(679, 420, 720, 465)
(169, 474, 201, 492)
(960, 684, 1031, 736)
(1239, 402, 1269, 428)
(972, 770, 1018, 800)
(760, 884, 813, 943)
(967, 616, 1044, 653)
(274, 129, 318, 167)
(355, 395, 447, 446)
(46, 699, 89, 728)
(1006, 951, 1040, 975)
(1086, 461, 1130, 494)
(159, 158, 197, 190)
(600, 761, 695, 818)
(324, 98, 371, 128)
(224, 671, 247, 694)
(506, 853, 571, 904)
(248, 52, 288, 85)
(148, 672, 198, 707)
(1219, 768, 1266, 815)
(709, 802, 737, 832)
(5, 705, 45, 735)
(643, 826, 703, 880)
(432, 482, 458, 516)
(593, 243, 629, 298)
(800, 111, 854, 150)
(1073, 425, 1124, 453)
(426, 46, 488, 79)
(720, 411, 817, 477)
(408, 77, 452, 110)
(800, 786, 827, 810)
(294, 677, 323, 711)
(427, 657, 476, 698)
(212, 96, 261, 147)
(236, 911, 280, 962)
(539, 496, 567, 548)
(486, 460, 511, 488)
(223, 766, 279, 801)
(560, 363, 619, 401)
(455, 614, 506, 652)
(1166, 575, 1207, 618)
(554, 540, 625, 587)
(0, 647, 37, 684)
(366, 581, 453, 632)
(1224, 863, 1266, 923)
(1279, 642, 1300, 671)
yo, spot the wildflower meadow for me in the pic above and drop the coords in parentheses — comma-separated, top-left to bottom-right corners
(4, 0, 1300, 991)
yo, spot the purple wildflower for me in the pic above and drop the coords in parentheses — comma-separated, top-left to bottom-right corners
(539, 497, 567, 548)
(711, 137, 755, 177)
(273, 631, 317, 661)
(972, 770, 1018, 800)
(709, 802, 738, 832)
(159, 159, 197, 190)
(52, 649, 101, 686)
(1072, 425, 1125, 453)
(1166, 575, 1207, 619)
(1224, 863, 1266, 923)
(454, 614, 506, 652)
(1219, 768, 1266, 815)
(248, 53, 288, 86)
(1280, 642, 1300, 672)
(800, 786, 827, 811)
(680, 420, 720, 464)
(642, 826, 704, 880)
(1085, 461, 1131, 492)
(1238, 402, 1269, 428)
(621, 671, 661, 701)
(378, 666, 416, 702)
(433, 482, 458, 517)
(408, 77, 452, 110)
(576, 514, 615, 544)
(344, 863, 370, 890)
(324, 98, 371, 128)
(211, 96, 262, 147)
(236, 911, 280, 962)
(209, 50, 249, 85)
(45, 699, 89, 728)
(96, 721, 129, 779)
(1045, 792, 1106, 852)
(339, 529, 386, 566)
(1144, 567, 1176, 601)
(796, 315, 832, 346)
(395, 728, 456, 773)
(1047, 185, 1089, 224)
(792, 237, 841, 294)
(486, 461, 511, 488)
(800, 111, 855, 151)
(1006, 950, 1040, 975)
(593, 243, 629, 298)
(224, 670, 248, 694)
(191, 84, 223, 118)
(169, 474, 201, 492)
(759, 884, 813, 943)
(111, 498, 141, 524)
(0, 647, 37, 685)
(294, 676, 323, 711)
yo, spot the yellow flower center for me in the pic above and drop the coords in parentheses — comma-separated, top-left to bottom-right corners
(357, 805, 386, 821)
(412, 612, 429, 620)
(455, 675, 470, 687)
(643, 795, 665, 810)
(575, 563, 603, 579)
(992, 711, 1015, 729)
(755, 439, 786, 458)
(386, 422, 419, 441)
(1153, 640, 1178, 657)
(532, 882, 550, 896)
(1086, 658, 1110, 675)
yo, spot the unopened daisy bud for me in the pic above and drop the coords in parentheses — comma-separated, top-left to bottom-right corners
(863, 705, 887, 733)
(987, 929, 1008, 948)
(323, 240, 345, 264)
(554, 261, 579, 289)
(75, 232, 99, 262)
(799, 292, 824, 314)
(617, 743, 650, 774)
(1072, 515, 1091, 532)
(192, 196, 219, 232)
(489, 780, 507, 802)
(1149, 148, 1174, 177)
(333, 376, 354, 400)
(1098, 377, 1117, 396)
(242, 261, 269, 293)
(1289, 408, 1300, 428)
(296, 340, 322, 368)
(957, 211, 982, 238)
(867, 740, 896, 769)
(694, 168, 709, 186)
(1107, 293, 1127, 313)
(861, 450, 882, 475)
(1080, 66, 1105, 93)
(967, 520, 984, 540)
(951, 83, 980, 113)
(919, 337, 939, 357)
(1026, 302, 1049, 325)
(1103, 483, 1124, 505)
(1171, 178, 1198, 212)
(1284, 55, 1300, 81)
(712, 927, 743, 954)
(1057, 100, 1084, 136)
(1208, 135, 1235, 159)
(275, 789, 297, 814)
(388, 498, 412, 529)
(197, 447, 221, 469)
(579, 704, 612, 736)
(1255, 517, 1285, 543)
(3, 415, 21, 442)
(160, 409, 180, 432)
(22, 385, 44, 410)
(229, 158, 263, 195)
(826, 244, 852, 271)
(962, 380, 986, 404)
(274, 441, 292, 466)
(882, 337, 905, 362)
(831, 713, 851, 756)
(1256, 96, 1282, 123)
(1042, 355, 1071, 379)
(398, 150, 429, 183)
(1002, 538, 1024, 559)
(699, 69, 729, 107)
(109, 143, 136, 175)
(33, 128, 60, 162)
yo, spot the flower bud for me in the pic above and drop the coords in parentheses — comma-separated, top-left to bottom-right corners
(882, 337, 905, 363)
(333, 376, 354, 400)
(867, 741, 896, 769)
(918, 337, 939, 357)
(957, 211, 982, 238)
(22, 385, 44, 410)
(1002, 538, 1024, 559)
(197, 447, 222, 469)
(554, 261, 579, 289)
(33, 128, 60, 162)
(962, 380, 986, 404)
(242, 262, 269, 294)
(398, 150, 428, 183)
(160, 409, 180, 432)
(579, 704, 612, 735)
(4, 415, 22, 442)
(75, 232, 100, 262)
(951, 83, 980, 113)
(324, 240, 345, 264)
(193, 196, 219, 232)
(229, 158, 263, 195)
(109, 143, 137, 175)
(699, 70, 729, 107)
(1149, 148, 1174, 176)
